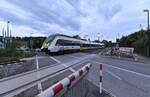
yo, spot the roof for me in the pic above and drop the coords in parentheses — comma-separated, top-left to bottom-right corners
(47, 34, 104, 45)
(51, 34, 86, 41)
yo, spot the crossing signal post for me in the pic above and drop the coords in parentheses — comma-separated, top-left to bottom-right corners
(99, 64, 103, 94)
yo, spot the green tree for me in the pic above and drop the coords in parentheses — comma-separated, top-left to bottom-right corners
(119, 29, 150, 57)
(102, 40, 113, 47)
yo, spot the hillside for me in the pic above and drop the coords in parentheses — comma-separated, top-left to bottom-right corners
(119, 30, 150, 57)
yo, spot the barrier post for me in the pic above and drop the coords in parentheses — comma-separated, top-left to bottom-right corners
(99, 64, 103, 94)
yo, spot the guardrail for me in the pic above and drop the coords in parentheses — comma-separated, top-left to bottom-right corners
(37, 63, 92, 97)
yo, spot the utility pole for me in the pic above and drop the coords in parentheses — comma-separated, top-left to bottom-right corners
(4, 29, 6, 48)
(2, 27, 5, 48)
(144, 9, 150, 56)
(144, 9, 149, 30)
(7, 21, 10, 37)
(7, 21, 10, 48)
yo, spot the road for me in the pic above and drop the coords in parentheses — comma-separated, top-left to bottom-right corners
(52, 52, 150, 97)
(0, 52, 150, 97)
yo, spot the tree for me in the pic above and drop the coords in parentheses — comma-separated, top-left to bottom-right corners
(102, 40, 113, 47)
(93, 40, 100, 43)
(119, 30, 150, 57)
(0, 36, 2, 42)
(11, 38, 21, 48)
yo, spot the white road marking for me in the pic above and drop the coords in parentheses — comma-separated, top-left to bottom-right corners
(50, 56, 76, 72)
(67, 55, 79, 59)
(105, 69, 122, 80)
(36, 55, 43, 92)
(68, 53, 95, 59)
(92, 60, 150, 78)
(61, 63, 76, 72)
(50, 56, 61, 63)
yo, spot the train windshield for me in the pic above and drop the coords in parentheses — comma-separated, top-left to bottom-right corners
(45, 35, 55, 42)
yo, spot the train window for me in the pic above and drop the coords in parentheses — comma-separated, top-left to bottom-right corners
(56, 39, 64, 46)
(56, 39, 80, 46)
(83, 43, 91, 47)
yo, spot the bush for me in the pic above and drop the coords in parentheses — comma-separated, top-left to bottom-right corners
(0, 48, 34, 58)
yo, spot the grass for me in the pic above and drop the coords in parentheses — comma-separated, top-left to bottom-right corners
(0, 48, 35, 63)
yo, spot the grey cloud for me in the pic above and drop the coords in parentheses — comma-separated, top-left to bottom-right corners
(98, 0, 123, 21)
(0, 9, 28, 25)
(0, 9, 53, 34)
(65, 0, 87, 17)
(7, 0, 81, 31)
(65, 0, 79, 7)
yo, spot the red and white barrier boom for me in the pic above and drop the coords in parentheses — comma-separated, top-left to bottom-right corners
(99, 64, 103, 94)
(38, 63, 92, 97)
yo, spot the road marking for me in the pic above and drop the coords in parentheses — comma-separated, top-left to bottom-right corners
(36, 55, 43, 92)
(91, 60, 150, 78)
(67, 55, 79, 59)
(50, 56, 61, 63)
(50, 56, 76, 72)
(105, 69, 122, 80)
(61, 63, 76, 72)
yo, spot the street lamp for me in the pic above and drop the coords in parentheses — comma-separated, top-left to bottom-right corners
(144, 9, 150, 56)
(144, 9, 149, 30)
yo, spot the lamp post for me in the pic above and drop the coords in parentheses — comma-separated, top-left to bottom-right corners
(144, 9, 150, 56)
(144, 9, 149, 30)
(2, 27, 5, 48)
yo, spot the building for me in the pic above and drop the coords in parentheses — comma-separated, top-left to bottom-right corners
(0, 41, 4, 49)
(20, 41, 29, 50)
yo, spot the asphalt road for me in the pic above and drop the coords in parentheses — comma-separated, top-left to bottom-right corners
(1, 52, 150, 97)
(51, 52, 150, 97)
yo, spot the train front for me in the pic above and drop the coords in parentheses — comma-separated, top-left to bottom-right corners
(41, 35, 55, 54)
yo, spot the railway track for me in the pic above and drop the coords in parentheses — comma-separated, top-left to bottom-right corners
(0, 60, 26, 65)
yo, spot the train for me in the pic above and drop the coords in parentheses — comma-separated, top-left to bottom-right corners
(41, 34, 104, 54)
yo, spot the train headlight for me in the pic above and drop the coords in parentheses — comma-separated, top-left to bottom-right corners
(43, 42, 51, 48)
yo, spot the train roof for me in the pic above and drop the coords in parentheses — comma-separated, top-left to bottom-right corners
(50, 34, 86, 41)
(48, 34, 104, 45)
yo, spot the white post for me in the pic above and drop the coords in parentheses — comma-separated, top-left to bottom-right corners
(118, 49, 121, 59)
(36, 55, 42, 93)
(99, 64, 103, 94)
(133, 54, 137, 61)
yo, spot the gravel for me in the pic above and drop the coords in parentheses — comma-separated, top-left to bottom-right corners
(0, 56, 57, 79)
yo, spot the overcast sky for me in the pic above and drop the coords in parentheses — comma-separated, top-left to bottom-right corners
(0, 0, 150, 41)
